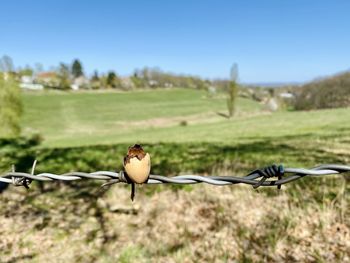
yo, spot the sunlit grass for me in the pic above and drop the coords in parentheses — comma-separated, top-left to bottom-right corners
(21, 88, 262, 147)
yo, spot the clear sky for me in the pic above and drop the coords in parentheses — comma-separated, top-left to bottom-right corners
(1, 0, 349, 83)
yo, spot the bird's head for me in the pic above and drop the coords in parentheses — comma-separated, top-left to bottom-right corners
(126, 144, 146, 161)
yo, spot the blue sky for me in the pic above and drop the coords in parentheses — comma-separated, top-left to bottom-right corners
(1, 0, 349, 83)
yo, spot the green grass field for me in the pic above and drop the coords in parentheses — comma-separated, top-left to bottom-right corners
(2, 88, 348, 262)
(22, 88, 350, 149)
(21, 89, 263, 147)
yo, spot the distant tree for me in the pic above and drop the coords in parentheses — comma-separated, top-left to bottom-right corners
(91, 70, 99, 81)
(0, 73, 22, 137)
(130, 75, 143, 88)
(141, 67, 150, 81)
(106, 71, 122, 89)
(58, 63, 71, 90)
(71, 59, 84, 78)
(90, 70, 101, 89)
(227, 63, 239, 118)
(18, 66, 34, 77)
(0, 55, 14, 72)
(106, 71, 116, 88)
(130, 66, 212, 89)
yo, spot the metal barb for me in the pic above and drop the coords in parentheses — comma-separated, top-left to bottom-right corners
(252, 164, 285, 189)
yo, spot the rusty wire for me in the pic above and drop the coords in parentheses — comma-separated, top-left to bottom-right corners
(0, 162, 349, 190)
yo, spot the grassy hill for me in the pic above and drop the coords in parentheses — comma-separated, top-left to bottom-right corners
(21, 89, 262, 147)
(295, 71, 350, 110)
(22, 88, 350, 148)
(1, 88, 348, 262)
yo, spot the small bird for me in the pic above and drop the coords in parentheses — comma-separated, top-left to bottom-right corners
(123, 144, 151, 201)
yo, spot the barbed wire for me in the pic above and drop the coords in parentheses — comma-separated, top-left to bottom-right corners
(0, 162, 349, 191)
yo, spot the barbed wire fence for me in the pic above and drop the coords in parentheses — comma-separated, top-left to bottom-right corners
(0, 161, 349, 191)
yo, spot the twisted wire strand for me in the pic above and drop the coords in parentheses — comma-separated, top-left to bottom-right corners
(0, 163, 349, 190)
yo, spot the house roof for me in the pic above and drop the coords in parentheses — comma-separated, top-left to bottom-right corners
(36, 72, 57, 79)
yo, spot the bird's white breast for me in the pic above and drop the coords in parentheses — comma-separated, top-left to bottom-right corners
(124, 153, 151, 184)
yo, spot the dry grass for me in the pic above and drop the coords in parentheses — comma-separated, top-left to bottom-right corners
(0, 179, 348, 263)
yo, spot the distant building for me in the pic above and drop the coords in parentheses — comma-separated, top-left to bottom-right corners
(36, 72, 57, 81)
(71, 76, 89, 90)
(279, 92, 295, 99)
(121, 77, 135, 90)
(20, 83, 44, 90)
(20, 75, 44, 90)
(164, 82, 173, 88)
(148, 80, 158, 87)
(208, 86, 216, 95)
(21, 75, 34, 84)
(265, 98, 279, 112)
(36, 72, 59, 87)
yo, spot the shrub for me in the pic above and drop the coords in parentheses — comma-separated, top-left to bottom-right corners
(0, 74, 22, 137)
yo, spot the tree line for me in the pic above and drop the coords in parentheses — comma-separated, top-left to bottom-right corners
(2, 55, 213, 91)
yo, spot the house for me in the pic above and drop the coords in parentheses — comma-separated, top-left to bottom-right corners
(19, 83, 44, 90)
(36, 72, 59, 87)
(21, 75, 33, 84)
(19, 75, 44, 90)
(279, 92, 295, 99)
(148, 79, 159, 87)
(121, 77, 135, 90)
(71, 76, 89, 90)
(265, 98, 279, 112)
(164, 82, 173, 88)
